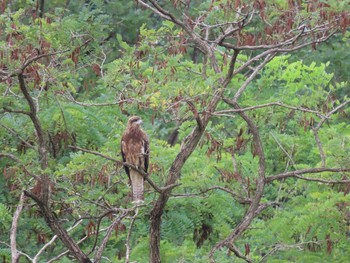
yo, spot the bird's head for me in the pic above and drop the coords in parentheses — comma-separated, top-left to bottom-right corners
(128, 116, 143, 127)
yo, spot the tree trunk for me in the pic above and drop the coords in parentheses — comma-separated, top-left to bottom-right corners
(149, 194, 168, 263)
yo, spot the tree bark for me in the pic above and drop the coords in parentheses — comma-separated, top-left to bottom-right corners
(38, 0, 45, 18)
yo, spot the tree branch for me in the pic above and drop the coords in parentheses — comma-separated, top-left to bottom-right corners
(270, 132, 296, 168)
(93, 210, 129, 262)
(232, 53, 276, 102)
(226, 243, 252, 263)
(63, 92, 138, 107)
(10, 191, 26, 263)
(312, 99, 350, 168)
(171, 185, 251, 205)
(266, 167, 350, 183)
(2, 107, 31, 115)
(213, 101, 326, 118)
(0, 50, 68, 82)
(315, 99, 350, 130)
(125, 207, 139, 263)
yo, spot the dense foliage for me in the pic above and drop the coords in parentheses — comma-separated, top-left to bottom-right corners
(1, 1, 350, 262)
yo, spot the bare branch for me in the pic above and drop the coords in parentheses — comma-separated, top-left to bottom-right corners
(232, 48, 277, 77)
(24, 190, 92, 263)
(316, 99, 350, 130)
(226, 243, 252, 263)
(46, 236, 89, 263)
(171, 185, 251, 205)
(215, 12, 255, 45)
(312, 130, 326, 168)
(137, 0, 219, 72)
(136, 0, 173, 21)
(2, 107, 31, 115)
(260, 240, 324, 263)
(270, 132, 296, 168)
(63, 93, 138, 107)
(125, 207, 139, 263)
(232, 53, 276, 102)
(311, 99, 350, 167)
(213, 102, 326, 117)
(88, 210, 116, 256)
(10, 191, 27, 263)
(266, 167, 350, 183)
(93, 210, 129, 262)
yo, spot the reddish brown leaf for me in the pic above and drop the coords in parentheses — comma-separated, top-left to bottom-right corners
(91, 63, 101, 76)
(326, 234, 332, 254)
(245, 243, 250, 256)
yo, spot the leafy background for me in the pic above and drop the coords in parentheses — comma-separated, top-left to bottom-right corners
(0, 0, 350, 262)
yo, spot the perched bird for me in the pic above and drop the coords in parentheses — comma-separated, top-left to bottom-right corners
(121, 116, 149, 202)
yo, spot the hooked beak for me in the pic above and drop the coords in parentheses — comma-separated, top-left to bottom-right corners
(135, 119, 143, 125)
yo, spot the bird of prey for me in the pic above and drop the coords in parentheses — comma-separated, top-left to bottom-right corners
(121, 116, 149, 202)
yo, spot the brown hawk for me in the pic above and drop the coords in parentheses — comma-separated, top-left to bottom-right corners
(121, 116, 149, 202)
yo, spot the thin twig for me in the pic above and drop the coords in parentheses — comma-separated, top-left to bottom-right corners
(270, 132, 296, 168)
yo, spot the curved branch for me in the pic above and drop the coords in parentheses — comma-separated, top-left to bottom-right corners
(210, 101, 266, 262)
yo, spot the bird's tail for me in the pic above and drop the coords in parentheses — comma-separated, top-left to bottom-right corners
(130, 170, 144, 201)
